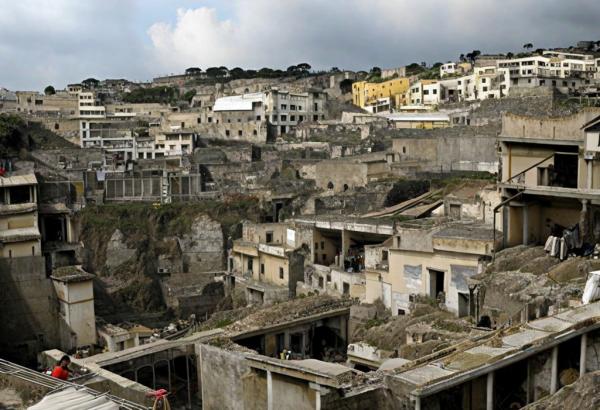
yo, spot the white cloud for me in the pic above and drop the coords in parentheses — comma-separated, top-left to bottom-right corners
(0, 0, 147, 90)
(1, 0, 599, 90)
(147, 0, 600, 74)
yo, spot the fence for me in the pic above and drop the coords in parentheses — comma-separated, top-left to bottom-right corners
(104, 174, 219, 202)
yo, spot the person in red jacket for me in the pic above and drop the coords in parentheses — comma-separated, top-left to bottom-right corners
(50, 355, 71, 380)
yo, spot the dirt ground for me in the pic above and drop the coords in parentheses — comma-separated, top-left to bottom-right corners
(0, 387, 25, 409)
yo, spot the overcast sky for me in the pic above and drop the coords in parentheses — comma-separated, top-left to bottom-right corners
(1, 0, 599, 91)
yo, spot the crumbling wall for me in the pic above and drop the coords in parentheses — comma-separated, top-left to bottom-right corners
(0, 256, 60, 365)
(197, 344, 266, 410)
(321, 386, 397, 410)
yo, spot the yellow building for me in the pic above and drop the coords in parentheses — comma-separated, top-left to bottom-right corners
(352, 78, 410, 109)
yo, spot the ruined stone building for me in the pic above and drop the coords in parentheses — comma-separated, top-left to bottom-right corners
(498, 109, 600, 248)
(365, 218, 500, 317)
(229, 221, 305, 305)
(206, 87, 328, 142)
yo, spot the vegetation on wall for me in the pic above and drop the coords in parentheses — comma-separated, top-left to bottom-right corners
(122, 86, 180, 104)
(0, 114, 76, 156)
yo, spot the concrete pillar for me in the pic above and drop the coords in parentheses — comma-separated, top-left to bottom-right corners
(526, 359, 533, 404)
(587, 160, 593, 190)
(300, 332, 306, 356)
(315, 389, 321, 410)
(580, 333, 588, 377)
(550, 346, 559, 394)
(152, 364, 156, 390)
(339, 315, 348, 345)
(185, 355, 191, 409)
(167, 360, 172, 392)
(580, 199, 589, 243)
(267, 370, 273, 410)
(522, 205, 529, 246)
(341, 230, 351, 269)
(414, 397, 421, 410)
(486, 371, 494, 410)
(284, 331, 291, 350)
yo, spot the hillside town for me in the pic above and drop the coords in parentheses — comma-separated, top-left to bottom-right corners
(3, 36, 600, 410)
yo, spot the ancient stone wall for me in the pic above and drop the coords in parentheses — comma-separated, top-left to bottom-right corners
(0, 256, 60, 365)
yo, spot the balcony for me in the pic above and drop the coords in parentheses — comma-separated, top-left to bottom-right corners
(501, 152, 600, 198)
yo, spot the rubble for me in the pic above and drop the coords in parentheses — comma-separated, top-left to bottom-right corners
(526, 371, 600, 410)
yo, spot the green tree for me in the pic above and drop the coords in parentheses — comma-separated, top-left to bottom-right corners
(122, 86, 179, 104)
(258, 67, 274, 78)
(296, 63, 311, 71)
(229, 67, 245, 78)
(82, 78, 99, 89)
(185, 67, 202, 76)
(523, 43, 533, 51)
(205, 67, 223, 78)
(182, 89, 197, 103)
(370, 66, 382, 76)
(0, 114, 26, 156)
(44, 85, 56, 95)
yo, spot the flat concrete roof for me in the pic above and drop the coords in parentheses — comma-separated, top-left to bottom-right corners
(294, 215, 395, 236)
(379, 358, 411, 371)
(383, 112, 450, 122)
(0, 227, 40, 243)
(246, 356, 354, 388)
(86, 328, 224, 367)
(433, 223, 498, 241)
(498, 135, 582, 146)
(51, 266, 95, 283)
(500, 183, 600, 201)
(229, 307, 351, 340)
(0, 173, 37, 187)
(391, 300, 600, 398)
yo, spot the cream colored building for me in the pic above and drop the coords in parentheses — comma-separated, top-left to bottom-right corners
(154, 130, 197, 157)
(97, 322, 153, 352)
(51, 266, 96, 348)
(313, 155, 391, 193)
(0, 173, 41, 258)
(230, 222, 305, 304)
(294, 216, 394, 299)
(499, 109, 600, 247)
(15, 91, 78, 116)
(365, 219, 499, 317)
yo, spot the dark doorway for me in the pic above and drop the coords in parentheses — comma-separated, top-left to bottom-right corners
(553, 153, 578, 188)
(236, 334, 265, 355)
(429, 269, 445, 299)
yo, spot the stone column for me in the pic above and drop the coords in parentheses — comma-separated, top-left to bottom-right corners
(267, 370, 273, 410)
(341, 229, 351, 269)
(580, 199, 589, 244)
(587, 160, 593, 190)
(486, 371, 494, 410)
(526, 359, 533, 405)
(522, 205, 529, 246)
(580, 333, 588, 377)
(309, 383, 325, 410)
(550, 346, 559, 394)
